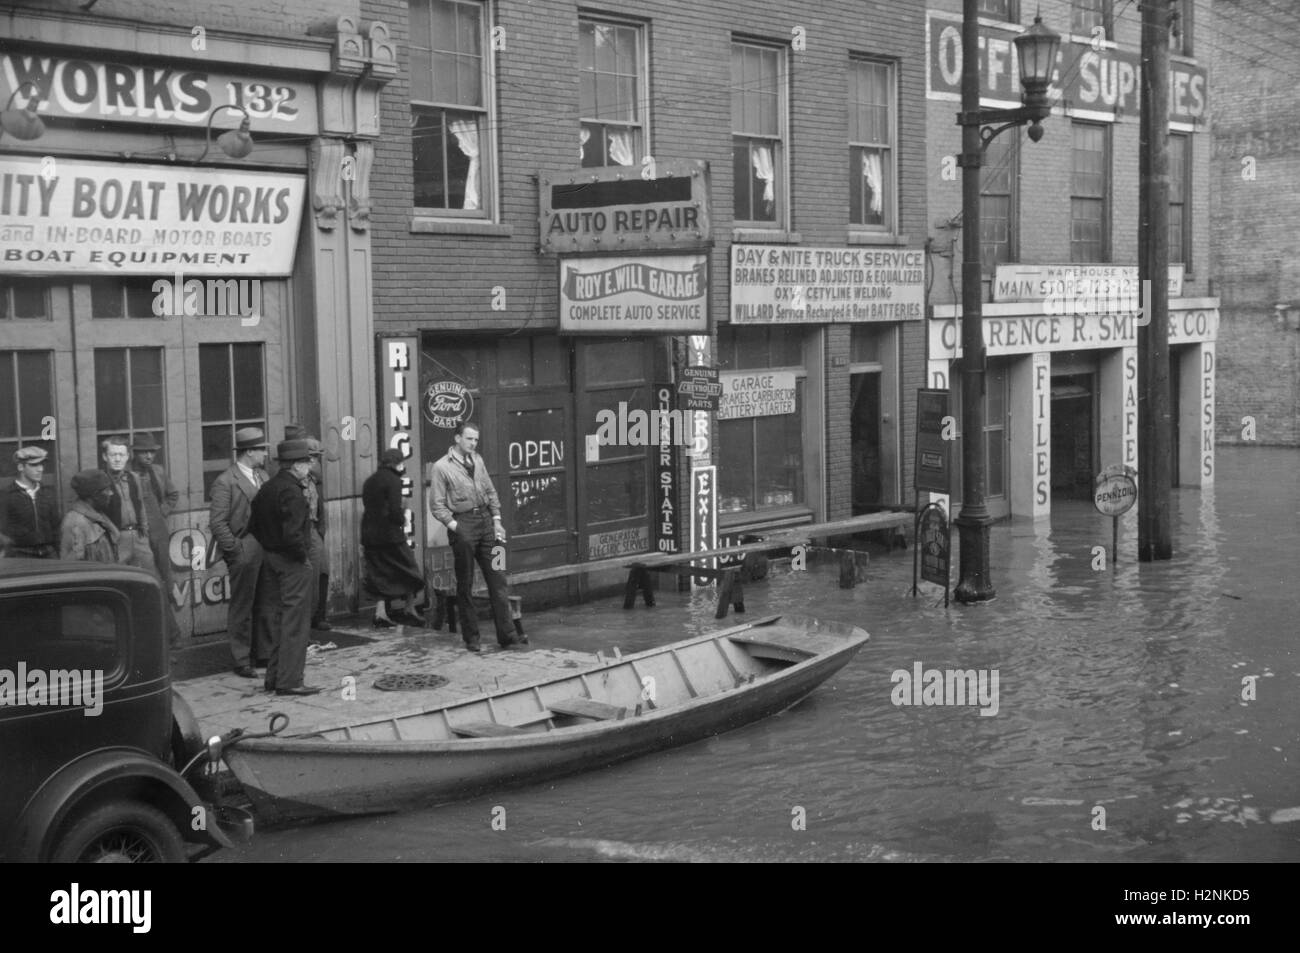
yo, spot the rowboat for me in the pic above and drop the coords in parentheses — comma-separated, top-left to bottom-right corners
(221, 614, 868, 821)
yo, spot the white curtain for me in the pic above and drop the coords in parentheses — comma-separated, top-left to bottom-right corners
(449, 119, 480, 211)
(863, 151, 883, 217)
(752, 144, 775, 211)
(580, 127, 590, 162)
(608, 130, 635, 167)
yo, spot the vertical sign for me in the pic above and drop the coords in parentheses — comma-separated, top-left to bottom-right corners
(686, 334, 716, 586)
(915, 389, 951, 494)
(379, 336, 424, 577)
(1122, 347, 1139, 470)
(1032, 352, 1051, 514)
(655, 383, 679, 553)
(1200, 344, 1215, 483)
(690, 466, 717, 587)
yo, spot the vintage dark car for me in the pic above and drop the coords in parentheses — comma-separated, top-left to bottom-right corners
(0, 558, 250, 862)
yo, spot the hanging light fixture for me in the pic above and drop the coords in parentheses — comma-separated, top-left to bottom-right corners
(196, 105, 255, 162)
(0, 82, 46, 141)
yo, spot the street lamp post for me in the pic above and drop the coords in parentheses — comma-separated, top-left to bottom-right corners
(953, 2, 1059, 604)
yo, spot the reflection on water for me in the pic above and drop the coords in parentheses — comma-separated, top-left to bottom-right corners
(220, 448, 1300, 863)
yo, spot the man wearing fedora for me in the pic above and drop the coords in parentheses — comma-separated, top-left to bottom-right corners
(132, 433, 181, 645)
(0, 446, 60, 558)
(248, 438, 321, 696)
(284, 423, 330, 631)
(210, 427, 272, 678)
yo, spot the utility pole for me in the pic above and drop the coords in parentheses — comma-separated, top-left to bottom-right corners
(1138, 0, 1173, 561)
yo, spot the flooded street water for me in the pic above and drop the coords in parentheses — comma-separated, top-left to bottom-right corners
(218, 446, 1298, 863)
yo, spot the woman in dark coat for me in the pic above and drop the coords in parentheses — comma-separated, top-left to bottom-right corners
(361, 449, 427, 627)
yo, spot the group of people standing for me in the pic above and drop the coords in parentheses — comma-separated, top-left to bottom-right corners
(1, 418, 523, 686)
(0, 435, 182, 645)
(209, 426, 330, 696)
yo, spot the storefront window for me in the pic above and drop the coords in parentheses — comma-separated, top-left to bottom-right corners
(91, 277, 159, 319)
(0, 350, 56, 484)
(717, 325, 806, 515)
(94, 347, 164, 457)
(506, 407, 567, 535)
(0, 279, 48, 320)
(199, 343, 265, 497)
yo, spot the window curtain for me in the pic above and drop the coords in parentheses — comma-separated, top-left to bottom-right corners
(608, 130, 635, 166)
(863, 150, 883, 217)
(752, 144, 775, 212)
(449, 119, 481, 211)
(580, 127, 590, 162)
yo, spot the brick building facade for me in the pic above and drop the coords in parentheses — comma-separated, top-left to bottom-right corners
(924, 0, 1218, 518)
(364, 0, 929, 601)
(1209, 0, 1300, 447)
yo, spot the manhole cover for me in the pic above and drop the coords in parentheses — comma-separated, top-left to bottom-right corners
(373, 673, 450, 692)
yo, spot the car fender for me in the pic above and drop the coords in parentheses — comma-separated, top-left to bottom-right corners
(11, 748, 234, 862)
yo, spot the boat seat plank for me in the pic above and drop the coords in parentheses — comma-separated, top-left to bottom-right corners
(451, 721, 528, 738)
(728, 629, 844, 659)
(549, 697, 628, 721)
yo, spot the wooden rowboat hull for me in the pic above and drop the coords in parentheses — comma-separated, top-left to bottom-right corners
(223, 615, 867, 822)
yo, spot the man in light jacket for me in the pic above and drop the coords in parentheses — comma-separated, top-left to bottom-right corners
(429, 422, 520, 653)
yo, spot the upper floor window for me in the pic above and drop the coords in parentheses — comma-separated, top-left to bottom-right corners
(1168, 133, 1190, 268)
(978, 0, 1017, 22)
(1072, 0, 1112, 38)
(579, 19, 646, 168)
(981, 130, 1020, 272)
(732, 41, 786, 226)
(849, 58, 896, 231)
(1170, 0, 1193, 56)
(410, 0, 492, 215)
(1070, 122, 1109, 262)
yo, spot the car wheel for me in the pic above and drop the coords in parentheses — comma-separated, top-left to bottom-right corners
(51, 802, 185, 863)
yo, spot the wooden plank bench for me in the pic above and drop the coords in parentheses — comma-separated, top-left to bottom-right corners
(434, 510, 914, 629)
(450, 721, 527, 738)
(547, 697, 627, 721)
(625, 510, 915, 619)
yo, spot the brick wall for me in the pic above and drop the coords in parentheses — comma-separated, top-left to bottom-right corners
(1210, 0, 1300, 446)
(364, 0, 928, 511)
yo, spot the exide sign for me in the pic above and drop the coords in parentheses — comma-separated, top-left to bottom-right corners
(0, 54, 319, 134)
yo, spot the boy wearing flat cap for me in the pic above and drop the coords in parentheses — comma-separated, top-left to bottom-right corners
(1, 446, 60, 558)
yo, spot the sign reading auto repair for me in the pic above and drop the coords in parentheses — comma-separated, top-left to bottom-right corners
(926, 11, 1207, 125)
(1, 54, 318, 134)
(560, 254, 708, 333)
(731, 245, 924, 323)
(539, 158, 710, 253)
(0, 156, 305, 275)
